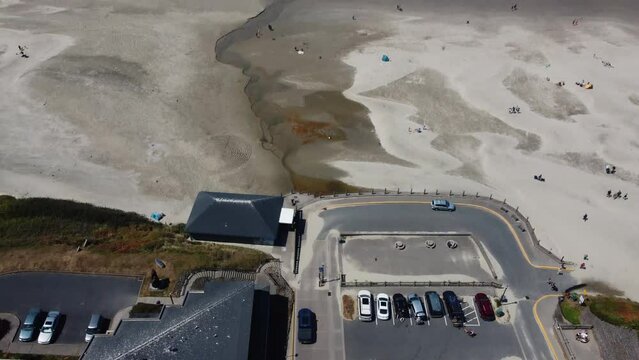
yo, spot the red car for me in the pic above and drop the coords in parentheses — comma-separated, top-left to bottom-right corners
(474, 293, 496, 321)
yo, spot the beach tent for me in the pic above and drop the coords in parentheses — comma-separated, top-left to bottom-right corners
(584, 82, 593, 89)
(381, 54, 390, 62)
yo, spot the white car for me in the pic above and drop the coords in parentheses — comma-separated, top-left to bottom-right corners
(376, 293, 391, 321)
(357, 290, 373, 321)
(37, 311, 60, 344)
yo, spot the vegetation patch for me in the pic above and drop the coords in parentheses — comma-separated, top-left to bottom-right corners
(0, 196, 270, 296)
(342, 295, 355, 320)
(589, 296, 639, 330)
(130, 303, 163, 318)
(560, 300, 582, 325)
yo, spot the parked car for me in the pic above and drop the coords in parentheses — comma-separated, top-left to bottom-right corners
(358, 290, 373, 322)
(431, 199, 456, 211)
(297, 308, 317, 344)
(85, 314, 105, 342)
(474, 293, 496, 321)
(442, 291, 464, 327)
(407, 293, 427, 323)
(37, 311, 60, 344)
(18, 308, 43, 342)
(392, 293, 410, 319)
(376, 293, 391, 321)
(425, 291, 445, 318)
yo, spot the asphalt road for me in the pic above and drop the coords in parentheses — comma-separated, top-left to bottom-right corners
(343, 287, 523, 360)
(294, 198, 576, 360)
(0, 272, 141, 344)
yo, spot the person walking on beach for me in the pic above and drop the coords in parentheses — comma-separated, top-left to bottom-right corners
(582, 213, 588, 221)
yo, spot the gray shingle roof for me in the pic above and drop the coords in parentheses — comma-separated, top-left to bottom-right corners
(84, 281, 255, 360)
(185, 192, 284, 243)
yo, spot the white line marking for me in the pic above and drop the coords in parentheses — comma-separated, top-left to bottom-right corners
(466, 316, 478, 323)
(444, 315, 448, 326)
(392, 314, 396, 326)
(462, 305, 472, 311)
(409, 316, 413, 326)
(464, 323, 481, 327)
(375, 315, 378, 326)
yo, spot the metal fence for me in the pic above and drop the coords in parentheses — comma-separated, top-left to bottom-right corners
(341, 280, 503, 288)
(171, 269, 257, 297)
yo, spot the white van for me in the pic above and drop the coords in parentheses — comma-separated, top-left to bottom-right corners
(358, 290, 373, 321)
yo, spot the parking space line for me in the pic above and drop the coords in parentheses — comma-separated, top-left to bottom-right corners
(392, 313, 396, 326)
(409, 316, 413, 326)
(375, 315, 378, 326)
(444, 315, 448, 326)
(424, 300, 431, 326)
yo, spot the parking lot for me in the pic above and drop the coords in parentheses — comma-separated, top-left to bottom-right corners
(343, 286, 525, 360)
(341, 235, 494, 281)
(0, 272, 141, 346)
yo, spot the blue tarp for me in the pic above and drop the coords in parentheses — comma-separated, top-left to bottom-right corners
(151, 212, 165, 222)
(381, 54, 390, 62)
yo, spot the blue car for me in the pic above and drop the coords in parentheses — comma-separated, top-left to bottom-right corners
(431, 199, 456, 211)
(298, 308, 316, 344)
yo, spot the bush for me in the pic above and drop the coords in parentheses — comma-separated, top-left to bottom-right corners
(589, 296, 639, 330)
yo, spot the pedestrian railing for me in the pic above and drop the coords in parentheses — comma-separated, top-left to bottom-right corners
(340, 280, 503, 288)
(171, 269, 257, 297)
(554, 319, 578, 360)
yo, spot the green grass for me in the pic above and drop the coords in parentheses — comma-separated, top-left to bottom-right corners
(0, 196, 271, 295)
(560, 300, 582, 325)
(589, 296, 639, 330)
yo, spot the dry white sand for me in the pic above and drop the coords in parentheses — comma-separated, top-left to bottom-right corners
(0, 0, 289, 221)
(335, 14, 639, 298)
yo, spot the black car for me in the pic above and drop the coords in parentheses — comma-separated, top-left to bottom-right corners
(442, 291, 465, 327)
(297, 308, 316, 344)
(425, 291, 445, 318)
(392, 293, 410, 319)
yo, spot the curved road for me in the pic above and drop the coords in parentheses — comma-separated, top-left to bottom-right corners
(294, 196, 577, 360)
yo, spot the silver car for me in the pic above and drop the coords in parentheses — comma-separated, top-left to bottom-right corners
(18, 308, 42, 342)
(37, 311, 60, 344)
(85, 314, 103, 342)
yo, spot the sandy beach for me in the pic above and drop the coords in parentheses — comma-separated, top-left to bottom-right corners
(333, 6, 639, 298)
(2, 0, 639, 298)
(0, 0, 290, 221)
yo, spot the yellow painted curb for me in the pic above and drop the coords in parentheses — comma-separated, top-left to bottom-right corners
(533, 294, 561, 360)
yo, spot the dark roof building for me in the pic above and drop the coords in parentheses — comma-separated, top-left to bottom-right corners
(185, 192, 289, 245)
(83, 281, 257, 360)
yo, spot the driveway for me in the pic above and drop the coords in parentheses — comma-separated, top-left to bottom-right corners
(0, 272, 141, 347)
